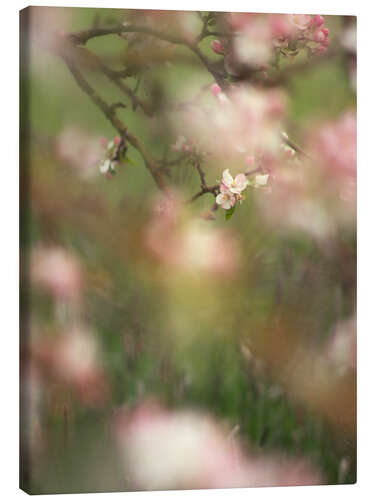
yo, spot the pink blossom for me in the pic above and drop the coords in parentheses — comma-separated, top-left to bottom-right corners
(32, 325, 109, 407)
(314, 27, 329, 46)
(312, 111, 357, 179)
(113, 400, 323, 490)
(56, 126, 104, 178)
(174, 85, 287, 168)
(145, 196, 240, 276)
(216, 183, 236, 210)
(222, 168, 249, 194)
(211, 39, 224, 54)
(289, 14, 312, 30)
(31, 246, 82, 301)
(210, 82, 222, 97)
(311, 15, 325, 28)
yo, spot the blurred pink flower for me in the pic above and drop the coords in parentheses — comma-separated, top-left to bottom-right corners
(290, 14, 312, 30)
(224, 13, 329, 70)
(33, 325, 109, 407)
(56, 126, 104, 178)
(113, 400, 323, 490)
(31, 246, 82, 301)
(145, 197, 240, 277)
(174, 85, 287, 171)
(313, 111, 357, 179)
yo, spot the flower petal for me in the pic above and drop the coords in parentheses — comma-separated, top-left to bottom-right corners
(222, 169, 233, 187)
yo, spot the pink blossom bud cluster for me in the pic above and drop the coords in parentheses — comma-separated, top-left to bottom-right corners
(224, 13, 330, 68)
(287, 14, 330, 54)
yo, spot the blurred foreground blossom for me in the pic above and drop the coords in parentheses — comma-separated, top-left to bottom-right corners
(31, 246, 83, 301)
(222, 13, 330, 73)
(56, 126, 104, 179)
(113, 400, 323, 490)
(312, 111, 357, 181)
(173, 84, 287, 173)
(145, 195, 240, 276)
(255, 112, 356, 240)
(27, 6, 70, 54)
(32, 325, 109, 407)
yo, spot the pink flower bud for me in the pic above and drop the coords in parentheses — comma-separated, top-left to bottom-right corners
(210, 83, 222, 97)
(211, 39, 224, 55)
(312, 15, 324, 27)
(99, 136, 108, 147)
(114, 136, 121, 145)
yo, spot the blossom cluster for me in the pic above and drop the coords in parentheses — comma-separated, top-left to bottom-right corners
(211, 13, 330, 71)
(216, 168, 269, 210)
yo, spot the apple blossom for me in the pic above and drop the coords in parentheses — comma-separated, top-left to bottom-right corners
(216, 184, 236, 210)
(222, 168, 249, 195)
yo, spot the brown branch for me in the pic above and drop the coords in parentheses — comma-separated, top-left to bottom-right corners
(76, 46, 153, 116)
(59, 51, 167, 191)
(69, 25, 191, 47)
(69, 24, 227, 88)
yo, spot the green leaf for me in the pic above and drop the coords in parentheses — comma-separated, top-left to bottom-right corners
(225, 205, 236, 220)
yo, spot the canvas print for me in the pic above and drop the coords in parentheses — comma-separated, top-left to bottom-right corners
(20, 6, 357, 494)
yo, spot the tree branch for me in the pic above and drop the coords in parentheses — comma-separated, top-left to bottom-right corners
(68, 24, 227, 88)
(60, 51, 167, 191)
